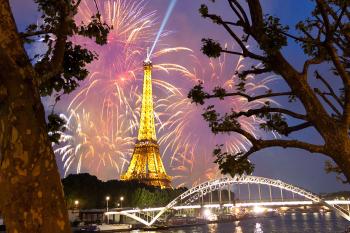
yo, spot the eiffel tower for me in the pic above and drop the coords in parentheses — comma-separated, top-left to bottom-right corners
(120, 58, 171, 188)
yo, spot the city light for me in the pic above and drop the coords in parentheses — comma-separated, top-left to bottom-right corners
(255, 223, 264, 233)
(106, 196, 110, 223)
(120, 196, 124, 208)
(106, 196, 110, 211)
(202, 208, 217, 221)
(253, 206, 266, 214)
(203, 208, 211, 218)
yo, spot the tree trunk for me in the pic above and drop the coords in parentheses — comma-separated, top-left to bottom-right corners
(327, 133, 350, 183)
(0, 1, 71, 233)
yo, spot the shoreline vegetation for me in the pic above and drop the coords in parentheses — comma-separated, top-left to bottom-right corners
(62, 173, 186, 209)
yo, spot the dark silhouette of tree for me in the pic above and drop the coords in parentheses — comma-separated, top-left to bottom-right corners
(0, 0, 109, 232)
(189, 0, 350, 182)
(62, 174, 186, 209)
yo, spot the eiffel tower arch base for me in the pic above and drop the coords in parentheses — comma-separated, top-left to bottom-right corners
(121, 140, 172, 189)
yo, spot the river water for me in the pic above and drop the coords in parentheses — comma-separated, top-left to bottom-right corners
(126, 212, 350, 233)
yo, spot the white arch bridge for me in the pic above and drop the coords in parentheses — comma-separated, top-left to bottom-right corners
(106, 175, 350, 226)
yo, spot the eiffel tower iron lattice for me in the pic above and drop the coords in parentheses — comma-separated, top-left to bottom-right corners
(120, 59, 171, 188)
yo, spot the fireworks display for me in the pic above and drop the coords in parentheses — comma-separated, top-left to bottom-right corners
(55, 110, 134, 178)
(158, 50, 277, 187)
(55, 0, 275, 187)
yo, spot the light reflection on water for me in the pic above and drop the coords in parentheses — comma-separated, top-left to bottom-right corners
(126, 212, 350, 233)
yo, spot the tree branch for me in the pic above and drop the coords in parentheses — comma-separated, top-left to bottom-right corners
(214, 125, 324, 176)
(302, 56, 324, 75)
(19, 30, 53, 38)
(222, 21, 242, 26)
(300, 27, 317, 41)
(254, 138, 325, 154)
(233, 127, 324, 153)
(34, 1, 71, 86)
(206, 91, 293, 102)
(234, 107, 308, 120)
(227, 0, 246, 25)
(314, 88, 342, 116)
(229, 0, 250, 27)
(246, 0, 332, 132)
(221, 49, 244, 56)
(316, 0, 332, 40)
(238, 67, 271, 78)
(333, 5, 347, 33)
(49, 4, 70, 72)
(211, 115, 323, 176)
(199, 0, 350, 181)
(203, 12, 266, 61)
(278, 121, 313, 135)
(220, 21, 265, 60)
(325, 41, 350, 123)
(315, 71, 343, 108)
(279, 30, 316, 44)
(314, 0, 350, 124)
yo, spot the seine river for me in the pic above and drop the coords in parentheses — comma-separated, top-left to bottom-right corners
(126, 212, 350, 233)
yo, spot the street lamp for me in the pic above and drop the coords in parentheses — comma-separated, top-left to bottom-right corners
(74, 200, 79, 220)
(105, 196, 110, 224)
(117, 203, 120, 208)
(106, 196, 110, 211)
(74, 200, 79, 209)
(120, 196, 124, 208)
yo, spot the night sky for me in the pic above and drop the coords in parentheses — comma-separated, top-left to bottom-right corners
(9, 0, 350, 193)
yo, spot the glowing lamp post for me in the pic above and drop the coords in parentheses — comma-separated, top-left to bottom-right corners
(105, 196, 110, 224)
(74, 200, 79, 220)
(74, 200, 79, 209)
(120, 196, 124, 208)
(105, 196, 110, 211)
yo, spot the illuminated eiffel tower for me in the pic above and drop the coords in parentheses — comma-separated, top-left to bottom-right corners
(120, 58, 171, 188)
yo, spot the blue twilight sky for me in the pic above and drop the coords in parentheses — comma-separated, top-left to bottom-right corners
(9, 0, 350, 193)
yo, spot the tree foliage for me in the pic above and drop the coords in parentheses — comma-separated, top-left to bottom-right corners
(62, 173, 186, 209)
(22, 0, 110, 144)
(189, 0, 350, 182)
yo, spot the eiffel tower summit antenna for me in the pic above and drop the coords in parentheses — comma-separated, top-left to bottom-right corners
(146, 47, 151, 61)
(121, 57, 171, 188)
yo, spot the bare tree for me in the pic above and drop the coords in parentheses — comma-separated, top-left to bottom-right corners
(0, 0, 109, 232)
(189, 0, 350, 182)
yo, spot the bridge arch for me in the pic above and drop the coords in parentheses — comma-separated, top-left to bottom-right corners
(108, 175, 350, 226)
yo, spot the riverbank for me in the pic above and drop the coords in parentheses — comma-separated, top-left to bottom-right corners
(77, 212, 349, 233)
(73, 214, 276, 232)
